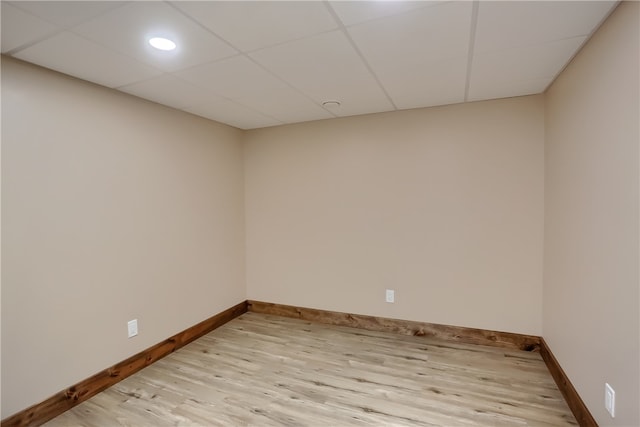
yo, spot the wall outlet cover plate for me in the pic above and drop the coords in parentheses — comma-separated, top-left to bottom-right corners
(127, 319, 138, 338)
(605, 383, 615, 418)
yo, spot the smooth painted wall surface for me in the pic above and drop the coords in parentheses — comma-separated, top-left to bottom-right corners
(1, 58, 246, 418)
(245, 96, 544, 335)
(543, 2, 639, 426)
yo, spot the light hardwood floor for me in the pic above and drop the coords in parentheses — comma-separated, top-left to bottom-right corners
(45, 313, 577, 426)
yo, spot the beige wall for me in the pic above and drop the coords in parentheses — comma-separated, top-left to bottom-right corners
(0, 58, 246, 418)
(245, 96, 545, 335)
(543, 2, 639, 426)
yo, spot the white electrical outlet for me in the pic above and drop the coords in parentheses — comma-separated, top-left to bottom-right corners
(605, 383, 615, 418)
(127, 319, 138, 338)
(385, 289, 395, 303)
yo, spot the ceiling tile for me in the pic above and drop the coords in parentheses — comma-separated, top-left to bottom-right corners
(185, 97, 282, 130)
(235, 87, 334, 124)
(467, 77, 553, 103)
(175, 56, 288, 100)
(348, 1, 472, 70)
(1, 3, 59, 53)
(474, 1, 617, 54)
(118, 74, 219, 110)
(173, 1, 339, 52)
(330, 94, 395, 118)
(383, 56, 468, 110)
(346, 1, 471, 110)
(14, 31, 162, 88)
(250, 30, 393, 117)
(72, 2, 237, 72)
(469, 36, 588, 101)
(9, 1, 127, 28)
(329, 0, 440, 27)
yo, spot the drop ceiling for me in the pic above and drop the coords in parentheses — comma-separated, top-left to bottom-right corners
(1, 1, 618, 130)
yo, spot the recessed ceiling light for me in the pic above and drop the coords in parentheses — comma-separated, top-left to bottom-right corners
(149, 37, 176, 51)
(322, 100, 341, 109)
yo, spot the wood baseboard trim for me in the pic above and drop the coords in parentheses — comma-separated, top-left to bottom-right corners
(247, 300, 541, 352)
(539, 338, 597, 427)
(1, 300, 248, 427)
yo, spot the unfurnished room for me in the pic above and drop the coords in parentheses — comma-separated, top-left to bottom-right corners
(1, 1, 638, 426)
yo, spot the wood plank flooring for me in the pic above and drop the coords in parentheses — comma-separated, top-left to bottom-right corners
(44, 313, 577, 426)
